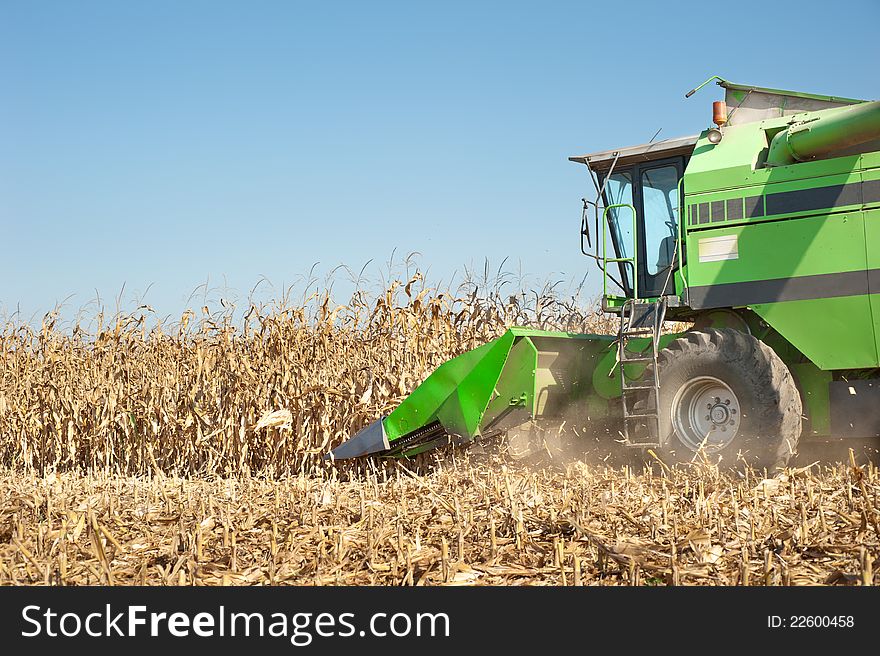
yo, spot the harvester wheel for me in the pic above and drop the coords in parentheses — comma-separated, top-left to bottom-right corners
(655, 328, 802, 470)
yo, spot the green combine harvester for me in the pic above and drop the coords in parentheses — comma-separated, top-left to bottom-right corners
(330, 77, 880, 469)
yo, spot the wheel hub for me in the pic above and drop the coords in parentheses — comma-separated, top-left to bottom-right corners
(670, 376, 741, 452)
(709, 403, 729, 424)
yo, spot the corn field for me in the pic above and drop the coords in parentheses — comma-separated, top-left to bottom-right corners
(0, 277, 613, 477)
(0, 277, 877, 585)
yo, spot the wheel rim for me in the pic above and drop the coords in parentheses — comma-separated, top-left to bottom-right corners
(670, 376, 740, 452)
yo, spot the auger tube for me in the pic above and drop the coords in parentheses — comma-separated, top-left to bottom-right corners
(766, 101, 880, 167)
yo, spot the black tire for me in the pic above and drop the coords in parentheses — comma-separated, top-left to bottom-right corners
(655, 328, 802, 471)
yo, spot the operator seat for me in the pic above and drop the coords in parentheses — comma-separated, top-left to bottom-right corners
(656, 235, 675, 271)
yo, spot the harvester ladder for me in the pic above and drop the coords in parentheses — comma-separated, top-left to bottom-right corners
(617, 298, 667, 447)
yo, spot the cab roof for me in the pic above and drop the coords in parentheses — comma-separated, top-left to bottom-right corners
(569, 134, 698, 172)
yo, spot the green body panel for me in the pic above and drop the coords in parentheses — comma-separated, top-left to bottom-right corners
(684, 209, 878, 369)
(751, 297, 877, 370)
(685, 203, 865, 285)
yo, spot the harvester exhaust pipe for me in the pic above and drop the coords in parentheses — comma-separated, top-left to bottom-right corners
(766, 100, 880, 167)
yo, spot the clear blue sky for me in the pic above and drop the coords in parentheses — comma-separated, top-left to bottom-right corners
(2, 0, 878, 322)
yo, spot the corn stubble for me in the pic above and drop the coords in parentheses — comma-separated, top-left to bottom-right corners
(0, 279, 877, 585)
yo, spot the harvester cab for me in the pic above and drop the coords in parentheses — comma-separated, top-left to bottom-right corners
(330, 77, 880, 469)
(572, 134, 693, 302)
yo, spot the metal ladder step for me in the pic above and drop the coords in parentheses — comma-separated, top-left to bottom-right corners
(617, 297, 667, 449)
(622, 439, 660, 448)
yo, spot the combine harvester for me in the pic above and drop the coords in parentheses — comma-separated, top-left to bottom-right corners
(331, 77, 880, 469)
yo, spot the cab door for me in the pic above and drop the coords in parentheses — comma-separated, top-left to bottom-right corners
(634, 157, 685, 298)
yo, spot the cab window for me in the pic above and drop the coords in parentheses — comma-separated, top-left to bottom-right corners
(641, 166, 679, 275)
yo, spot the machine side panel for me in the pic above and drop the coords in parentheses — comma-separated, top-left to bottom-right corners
(683, 210, 876, 369)
(751, 297, 877, 370)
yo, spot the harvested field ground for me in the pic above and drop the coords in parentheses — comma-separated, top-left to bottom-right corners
(1, 453, 878, 586)
(0, 278, 878, 585)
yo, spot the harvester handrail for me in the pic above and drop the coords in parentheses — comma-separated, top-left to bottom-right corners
(675, 176, 689, 303)
(585, 151, 626, 294)
(602, 202, 638, 299)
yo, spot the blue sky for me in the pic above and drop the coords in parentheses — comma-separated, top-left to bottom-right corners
(2, 0, 878, 322)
